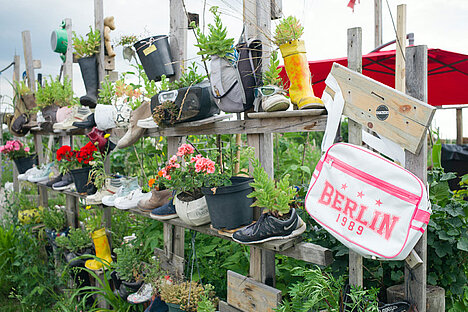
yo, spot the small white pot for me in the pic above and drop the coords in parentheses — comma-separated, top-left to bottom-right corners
(174, 194, 210, 226)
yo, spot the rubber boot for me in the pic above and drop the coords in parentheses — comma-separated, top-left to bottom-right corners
(279, 40, 323, 109)
(78, 55, 99, 108)
(85, 228, 112, 270)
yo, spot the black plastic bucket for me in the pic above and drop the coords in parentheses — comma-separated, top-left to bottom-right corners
(13, 154, 38, 174)
(134, 35, 175, 82)
(70, 167, 91, 194)
(202, 176, 254, 230)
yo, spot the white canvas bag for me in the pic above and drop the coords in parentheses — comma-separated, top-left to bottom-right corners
(305, 73, 431, 260)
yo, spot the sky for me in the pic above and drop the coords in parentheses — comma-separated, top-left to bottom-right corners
(0, 0, 467, 139)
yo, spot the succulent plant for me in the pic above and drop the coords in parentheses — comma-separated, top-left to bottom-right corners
(273, 16, 304, 46)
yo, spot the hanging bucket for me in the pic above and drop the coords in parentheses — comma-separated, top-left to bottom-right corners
(13, 154, 38, 174)
(134, 35, 175, 82)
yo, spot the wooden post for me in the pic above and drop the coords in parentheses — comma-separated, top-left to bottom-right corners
(12, 55, 20, 193)
(94, 0, 105, 85)
(374, 0, 382, 48)
(169, 0, 187, 80)
(63, 18, 73, 85)
(404, 45, 428, 312)
(347, 27, 364, 287)
(456, 108, 463, 145)
(21, 31, 36, 92)
(395, 4, 406, 93)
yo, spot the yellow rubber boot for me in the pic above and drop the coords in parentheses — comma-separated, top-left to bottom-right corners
(85, 228, 112, 270)
(279, 40, 323, 109)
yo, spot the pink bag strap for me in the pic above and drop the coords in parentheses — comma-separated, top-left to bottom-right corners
(413, 209, 430, 225)
(411, 225, 425, 234)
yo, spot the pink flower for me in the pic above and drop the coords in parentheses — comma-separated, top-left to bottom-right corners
(24, 147, 30, 152)
(195, 157, 215, 174)
(190, 154, 203, 163)
(176, 144, 194, 157)
(169, 155, 178, 164)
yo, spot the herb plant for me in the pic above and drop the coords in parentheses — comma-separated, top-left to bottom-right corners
(41, 206, 66, 232)
(171, 62, 206, 89)
(246, 147, 296, 217)
(263, 51, 283, 87)
(35, 76, 76, 108)
(192, 6, 235, 61)
(55, 228, 91, 254)
(113, 242, 144, 282)
(273, 16, 304, 46)
(160, 280, 217, 312)
(72, 26, 101, 58)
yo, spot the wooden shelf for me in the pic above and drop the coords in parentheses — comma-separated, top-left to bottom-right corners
(36, 181, 88, 199)
(30, 128, 91, 136)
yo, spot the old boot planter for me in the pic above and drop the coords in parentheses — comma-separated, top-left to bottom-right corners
(85, 228, 112, 270)
(279, 39, 323, 109)
(78, 55, 99, 108)
(174, 194, 210, 226)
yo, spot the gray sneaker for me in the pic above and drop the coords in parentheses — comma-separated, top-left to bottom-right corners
(102, 177, 139, 206)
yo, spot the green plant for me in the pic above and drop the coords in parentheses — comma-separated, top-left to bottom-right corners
(275, 266, 379, 312)
(246, 147, 296, 216)
(143, 257, 167, 296)
(35, 75, 77, 108)
(116, 34, 139, 47)
(81, 206, 104, 233)
(113, 241, 145, 282)
(273, 16, 304, 46)
(197, 284, 217, 312)
(160, 280, 217, 312)
(192, 6, 235, 61)
(12, 80, 31, 96)
(55, 228, 92, 254)
(72, 26, 101, 58)
(263, 51, 283, 87)
(98, 75, 116, 105)
(171, 62, 206, 89)
(89, 141, 110, 190)
(41, 206, 66, 232)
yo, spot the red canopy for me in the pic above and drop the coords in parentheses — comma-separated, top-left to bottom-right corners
(279, 48, 468, 106)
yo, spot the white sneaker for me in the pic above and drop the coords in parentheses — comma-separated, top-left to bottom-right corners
(137, 116, 158, 129)
(262, 94, 290, 112)
(127, 283, 153, 304)
(102, 177, 139, 206)
(53, 106, 92, 132)
(18, 166, 40, 181)
(28, 163, 54, 183)
(86, 177, 123, 205)
(114, 188, 151, 210)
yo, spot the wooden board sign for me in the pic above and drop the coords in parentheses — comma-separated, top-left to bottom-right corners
(330, 63, 435, 154)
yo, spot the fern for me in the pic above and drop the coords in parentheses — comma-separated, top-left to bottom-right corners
(263, 51, 283, 87)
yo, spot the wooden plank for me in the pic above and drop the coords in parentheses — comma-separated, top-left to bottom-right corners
(395, 4, 407, 93)
(243, 0, 257, 41)
(247, 109, 325, 119)
(347, 27, 364, 288)
(374, 0, 382, 48)
(94, 0, 105, 85)
(456, 108, 463, 145)
(331, 63, 435, 154)
(270, 0, 282, 20)
(169, 0, 187, 80)
(227, 270, 281, 312)
(64, 18, 73, 84)
(32, 60, 41, 69)
(404, 45, 428, 312)
(219, 301, 243, 312)
(12, 55, 20, 193)
(66, 194, 77, 228)
(278, 241, 333, 266)
(176, 114, 233, 127)
(104, 55, 115, 71)
(154, 247, 184, 277)
(21, 31, 36, 92)
(146, 116, 327, 137)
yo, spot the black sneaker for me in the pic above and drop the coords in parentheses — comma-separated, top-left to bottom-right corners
(232, 208, 306, 244)
(52, 173, 74, 191)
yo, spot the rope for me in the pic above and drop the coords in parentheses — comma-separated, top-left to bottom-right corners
(0, 62, 14, 74)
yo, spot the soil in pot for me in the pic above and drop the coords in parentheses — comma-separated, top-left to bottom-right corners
(202, 176, 254, 230)
(70, 167, 91, 193)
(13, 154, 38, 174)
(134, 35, 175, 82)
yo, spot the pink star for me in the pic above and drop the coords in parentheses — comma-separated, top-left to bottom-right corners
(341, 183, 348, 190)
(375, 199, 383, 207)
(357, 191, 364, 198)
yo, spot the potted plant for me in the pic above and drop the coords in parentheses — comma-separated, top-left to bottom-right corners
(55, 227, 93, 260)
(161, 143, 230, 226)
(159, 279, 217, 312)
(10, 80, 38, 132)
(232, 147, 306, 244)
(40, 205, 68, 244)
(111, 241, 145, 299)
(0, 140, 36, 174)
(274, 16, 323, 110)
(73, 26, 101, 108)
(56, 141, 98, 193)
(151, 63, 219, 126)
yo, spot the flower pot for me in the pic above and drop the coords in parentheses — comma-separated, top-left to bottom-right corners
(13, 154, 38, 174)
(78, 55, 99, 108)
(134, 35, 175, 82)
(202, 177, 254, 230)
(174, 194, 210, 226)
(166, 302, 184, 312)
(70, 167, 91, 193)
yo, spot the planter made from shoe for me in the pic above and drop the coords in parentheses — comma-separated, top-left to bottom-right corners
(202, 176, 254, 230)
(113, 98, 132, 128)
(13, 154, 38, 174)
(70, 167, 91, 193)
(85, 228, 112, 270)
(279, 39, 323, 110)
(78, 55, 99, 108)
(134, 35, 175, 82)
(40, 104, 59, 132)
(174, 194, 210, 226)
(166, 302, 184, 312)
(18, 207, 42, 225)
(95, 104, 117, 131)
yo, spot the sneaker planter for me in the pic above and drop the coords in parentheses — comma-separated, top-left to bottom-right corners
(134, 35, 175, 81)
(13, 154, 38, 174)
(232, 208, 306, 244)
(173, 194, 210, 226)
(70, 167, 91, 193)
(202, 176, 254, 230)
